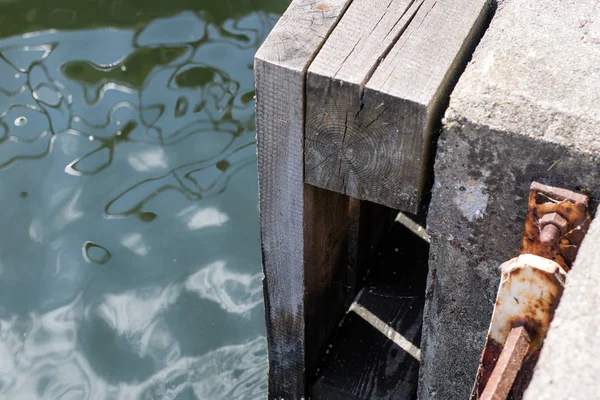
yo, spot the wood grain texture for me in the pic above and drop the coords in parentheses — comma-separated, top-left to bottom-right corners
(255, 0, 352, 397)
(303, 185, 352, 386)
(305, 0, 492, 211)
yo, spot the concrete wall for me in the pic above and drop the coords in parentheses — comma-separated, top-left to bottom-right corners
(419, 0, 600, 398)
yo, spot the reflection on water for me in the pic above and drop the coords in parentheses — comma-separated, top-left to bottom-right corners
(0, 297, 267, 398)
(0, 3, 277, 399)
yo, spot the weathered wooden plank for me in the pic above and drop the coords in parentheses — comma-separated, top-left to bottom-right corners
(305, 0, 423, 209)
(305, 0, 492, 211)
(303, 186, 353, 383)
(307, 0, 423, 84)
(254, 0, 353, 397)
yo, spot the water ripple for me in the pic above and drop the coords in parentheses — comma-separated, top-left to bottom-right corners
(0, 302, 267, 399)
(185, 260, 263, 315)
(0, 6, 277, 399)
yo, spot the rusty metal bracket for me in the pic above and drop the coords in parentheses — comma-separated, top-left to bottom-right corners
(470, 182, 590, 400)
(521, 181, 590, 271)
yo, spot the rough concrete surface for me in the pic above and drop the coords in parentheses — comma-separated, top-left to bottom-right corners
(524, 217, 600, 400)
(419, 0, 600, 399)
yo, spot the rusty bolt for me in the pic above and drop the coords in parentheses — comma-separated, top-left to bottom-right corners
(540, 212, 568, 230)
(539, 212, 568, 244)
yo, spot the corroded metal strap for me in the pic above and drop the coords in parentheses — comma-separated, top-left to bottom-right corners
(471, 255, 566, 400)
(479, 326, 531, 400)
(471, 182, 590, 400)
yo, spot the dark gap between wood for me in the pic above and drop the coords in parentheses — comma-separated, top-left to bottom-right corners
(309, 213, 430, 399)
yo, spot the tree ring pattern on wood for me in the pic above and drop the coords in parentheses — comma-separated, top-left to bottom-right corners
(305, 78, 422, 211)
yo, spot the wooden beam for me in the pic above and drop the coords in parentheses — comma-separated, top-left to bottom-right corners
(304, 0, 492, 211)
(303, 186, 352, 384)
(255, 1, 353, 397)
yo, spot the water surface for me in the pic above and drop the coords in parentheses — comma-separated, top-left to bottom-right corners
(0, 0, 284, 398)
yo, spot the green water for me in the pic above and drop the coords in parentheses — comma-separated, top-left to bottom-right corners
(0, 0, 285, 398)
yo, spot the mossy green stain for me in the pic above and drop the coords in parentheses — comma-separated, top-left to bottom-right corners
(174, 66, 217, 88)
(138, 211, 157, 222)
(240, 90, 255, 104)
(62, 46, 188, 88)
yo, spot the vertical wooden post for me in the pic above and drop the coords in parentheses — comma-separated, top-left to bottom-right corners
(255, 1, 353, 397)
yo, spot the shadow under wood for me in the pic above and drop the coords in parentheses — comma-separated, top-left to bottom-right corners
(310, 215, 430, 400)
(304, 194, 396, 390)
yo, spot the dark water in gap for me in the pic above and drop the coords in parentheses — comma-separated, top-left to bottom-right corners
(0, 0, 285, 398)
